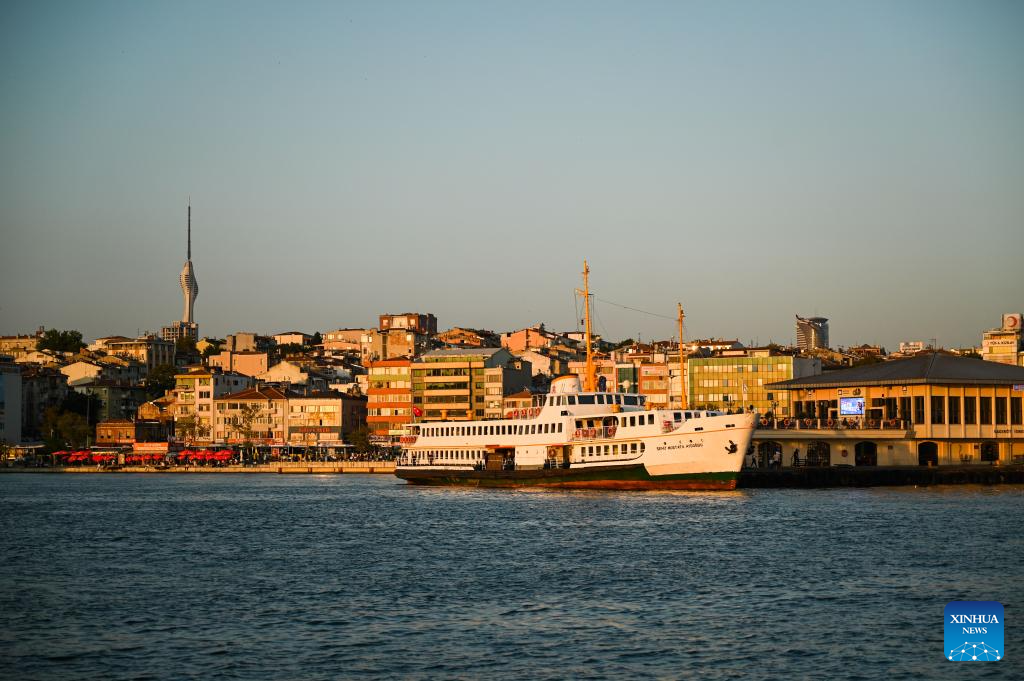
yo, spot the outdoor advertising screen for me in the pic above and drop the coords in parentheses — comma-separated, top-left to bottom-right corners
(839, 397, 865, 416)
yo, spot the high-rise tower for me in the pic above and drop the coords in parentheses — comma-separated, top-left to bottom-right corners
(180, 203, 199, 324)
(162, 203, 200, 343)
(795, 316, 829, 352)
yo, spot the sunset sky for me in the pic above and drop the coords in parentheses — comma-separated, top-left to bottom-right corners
(2, 0, 1021, 348)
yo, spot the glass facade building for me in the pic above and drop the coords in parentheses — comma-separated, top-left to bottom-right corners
(688, 353, 820, 415)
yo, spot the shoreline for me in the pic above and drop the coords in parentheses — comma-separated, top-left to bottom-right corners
(3, 463, 1024, 486)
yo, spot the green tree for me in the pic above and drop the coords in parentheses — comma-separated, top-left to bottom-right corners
(36, 329, 86, 353)
(310, 331, 322, 346)
(200, 339, 223, 359)
(230, 404, 262, 446)
(62, 391, 103, 426)
(276, 343, 305, 357)
(347, 426, 373, 453)
(145, 364, 177, 398)
(42, 407, 92, 449)
(176, 415, 198, 444)
(175, 336, 198, 355)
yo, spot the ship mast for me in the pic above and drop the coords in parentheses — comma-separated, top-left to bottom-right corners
(677, 302, 688, 409)
(576, 260, 596, 392)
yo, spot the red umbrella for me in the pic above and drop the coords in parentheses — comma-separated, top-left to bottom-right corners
(177, 450, 193, 460)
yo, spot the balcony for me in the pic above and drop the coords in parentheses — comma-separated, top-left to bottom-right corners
(754, 416, 911, 440)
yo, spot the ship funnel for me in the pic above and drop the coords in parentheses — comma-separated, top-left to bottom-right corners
(549, 375, 582, 394)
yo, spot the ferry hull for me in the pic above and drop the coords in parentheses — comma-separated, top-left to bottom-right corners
(395, 464, 738, 490)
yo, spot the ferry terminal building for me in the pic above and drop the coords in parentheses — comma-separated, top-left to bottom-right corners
(755, 354, 1024, 467)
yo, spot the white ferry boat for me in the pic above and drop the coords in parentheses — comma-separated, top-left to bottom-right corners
(395, 375, 755, 489)
(394, 262, 755, 490)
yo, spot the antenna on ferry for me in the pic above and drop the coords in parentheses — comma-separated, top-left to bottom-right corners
(678, 302, 688, 409)
(576, 260, 596, 392)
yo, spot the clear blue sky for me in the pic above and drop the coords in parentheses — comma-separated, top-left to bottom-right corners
(2, 0, 1021, 348)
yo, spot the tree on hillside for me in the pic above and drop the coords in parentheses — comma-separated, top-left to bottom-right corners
(37, 329, 86, 353)
(144, 364, 177, 398)
(175, 336, 197, 354)
(310, 331, 322, 346)
(276, 343, 305, 357)
(42, 407, 91, 449)
(200, 339, 223, 359)
(62, 391, 103, 426)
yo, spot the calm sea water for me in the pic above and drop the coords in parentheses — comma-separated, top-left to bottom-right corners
(1, 474, 1021, 680)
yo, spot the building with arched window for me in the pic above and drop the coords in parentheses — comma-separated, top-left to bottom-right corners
(752, 353, 1024, 467)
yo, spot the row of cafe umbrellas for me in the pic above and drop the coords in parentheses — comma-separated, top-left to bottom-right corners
(51, 449, 235, 465)
(52, 450, 117, 464)
(177, 449, 234, 463)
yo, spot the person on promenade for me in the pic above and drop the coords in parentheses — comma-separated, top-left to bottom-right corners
(792, 448, 800, 467)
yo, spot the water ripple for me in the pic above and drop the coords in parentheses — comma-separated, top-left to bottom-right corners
(1, 476, 1021, 679)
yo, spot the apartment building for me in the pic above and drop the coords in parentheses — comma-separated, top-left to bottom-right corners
(287, 392, 367, 446)
(105, 335, 174, 372)
(174, 368, 254, 437)
(379, 313, 437, 336)
(412, 348, 530, 421)
(366, 358, 413, 444)
(212, 386, 289, 445)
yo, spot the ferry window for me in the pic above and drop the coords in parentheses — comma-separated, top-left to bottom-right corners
(543, 424, 549, 434)
(603, 445, 609, 455)
(648, 414, 655, 425)
(578, 395, 596, 404)
(624, 396, 638, 406)
(568, 396, 576, 405)
(629, 416, 636, 427)
(614, 395, 622, 404)
(674, 412, 682, 422)
(588, 446, 594, 454)
(558, 423, 563, 432)
(630, 443, 637, 453)
(640, 442, 646, 452)
(597, 394, 606, 404)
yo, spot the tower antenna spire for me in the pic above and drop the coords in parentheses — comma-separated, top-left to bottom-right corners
(187, 197, 191, 260)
